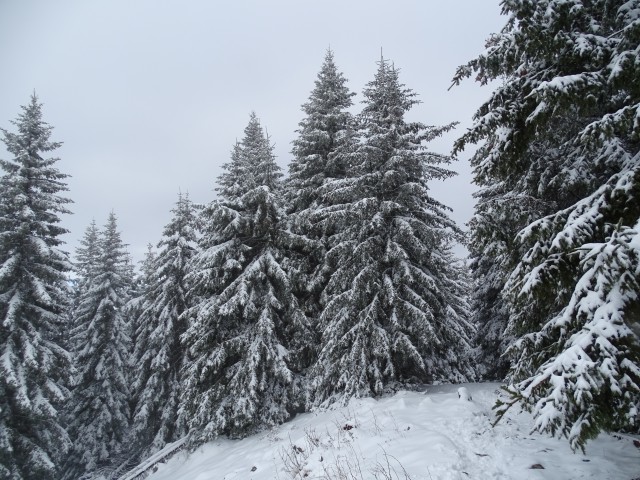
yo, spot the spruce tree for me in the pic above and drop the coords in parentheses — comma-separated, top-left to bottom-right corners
(453, 0, 640, 450)
(130, 193, 198, 458)
(126, 243, 157, 373)
(122, 242, 156, 451)
(310, 59, 475, 406)
(0, 94, 72, 480)
(180, 113, 308, 443)
(285, 50, 357, 367)
(64, 213, 133, 478)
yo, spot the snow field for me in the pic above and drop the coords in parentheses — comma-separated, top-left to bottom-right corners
(144, 383, 640, 480)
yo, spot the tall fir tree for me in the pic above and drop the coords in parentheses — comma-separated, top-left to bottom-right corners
(180, 113, 309, 444)
(310, 59, 475, 406)
(453, 0, 640, 450)
(126, 243, 157, 370)
(130, 193, 198, 458)
(0, 94, 73, 480)
(62, 220, 102, 377)
(64, 213, 133, 479)
(123, 242, 156, 456)
(285, 50, 358, 368)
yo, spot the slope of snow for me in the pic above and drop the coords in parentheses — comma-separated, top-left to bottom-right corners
(143, 383, 639, 480)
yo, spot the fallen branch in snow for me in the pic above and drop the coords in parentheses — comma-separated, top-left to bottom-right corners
(117, 436, 188, 480)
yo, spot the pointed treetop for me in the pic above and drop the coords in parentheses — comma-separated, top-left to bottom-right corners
(301, 50, 355, 119)
(362, 57, 420, 122)
(2, 92, 62, 157)
(217, 112, 281, 201)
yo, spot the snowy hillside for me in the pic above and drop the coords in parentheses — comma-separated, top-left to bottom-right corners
(140, 383, 639, 480)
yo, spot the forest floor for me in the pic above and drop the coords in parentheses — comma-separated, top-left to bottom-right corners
(142, 383, 639, 480)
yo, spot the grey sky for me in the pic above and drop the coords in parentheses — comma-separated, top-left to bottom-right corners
(0, 1, 504, 264)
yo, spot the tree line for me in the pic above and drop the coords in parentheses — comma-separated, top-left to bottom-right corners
(1, 1, 638, 478)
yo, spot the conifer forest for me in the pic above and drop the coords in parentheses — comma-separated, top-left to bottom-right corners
(0, 1, 639, 479)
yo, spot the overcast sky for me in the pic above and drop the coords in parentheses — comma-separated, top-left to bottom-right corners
(0, 1, 505, 265)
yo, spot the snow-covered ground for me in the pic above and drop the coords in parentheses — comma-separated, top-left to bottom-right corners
(143, 383, 639, 480)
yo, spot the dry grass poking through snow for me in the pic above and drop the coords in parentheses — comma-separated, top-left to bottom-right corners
(143, 383, 640, 480)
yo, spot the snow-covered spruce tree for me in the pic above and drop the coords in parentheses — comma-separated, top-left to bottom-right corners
(64, 213, 133, 479)
(180, 113, 309, 444)
(123, 242, 156, 449)
(283, 51, 358, 368)
(284, 50, 358, 368)
(462, 109, 588, 379)
(310, 59, 475, 406)
(126, 243, 157, 367)
(130, 193, 198, 458)
(0, 94, 72, 480)
(63, 220, 102, 376)
(452, 0, 640, 450)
